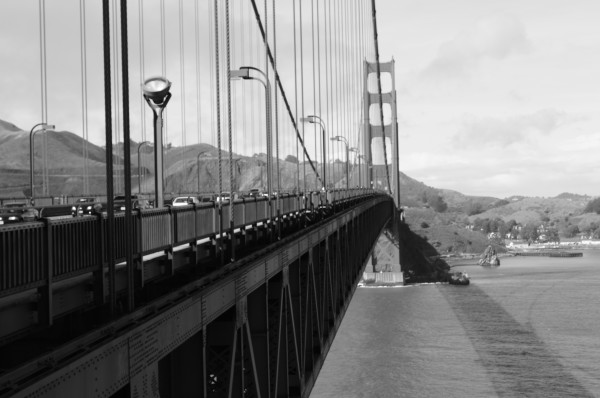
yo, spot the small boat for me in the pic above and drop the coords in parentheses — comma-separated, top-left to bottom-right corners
(448, 271, 470, 285)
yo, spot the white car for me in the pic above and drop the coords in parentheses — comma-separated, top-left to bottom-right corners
(171, 196, 201, 206)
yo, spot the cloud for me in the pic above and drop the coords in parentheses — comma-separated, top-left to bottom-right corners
(453, 108, 569, 148)
(421, 13, 532, 80)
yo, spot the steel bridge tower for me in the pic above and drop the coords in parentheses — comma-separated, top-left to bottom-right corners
(362, 59, 400, 208)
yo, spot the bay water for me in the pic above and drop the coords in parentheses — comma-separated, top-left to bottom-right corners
(311, 251, 600, 397)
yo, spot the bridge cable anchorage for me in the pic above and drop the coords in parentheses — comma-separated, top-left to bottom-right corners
(250, 0, 323, 187)
(370, 0, 392, 192)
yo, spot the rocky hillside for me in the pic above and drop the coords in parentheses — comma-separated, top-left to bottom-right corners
(0, 119, 346, 198)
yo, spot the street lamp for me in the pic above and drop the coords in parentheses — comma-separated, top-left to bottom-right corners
(196, 150, 209, 193)
(331, 135, 349, 190)
(357, 153, 365, 188)
(349, 147, 360, 188)
(300, 115, 327, 193)
(29, 122, 55, 205)
(137, 141, 151, 194)
(142, 76, 172, 208)
(230, 66, 273, 212)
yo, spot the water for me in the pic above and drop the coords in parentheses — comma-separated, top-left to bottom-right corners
(311, 251, 600, 397)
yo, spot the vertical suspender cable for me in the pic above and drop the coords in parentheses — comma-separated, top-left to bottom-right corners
(316, 0, 323, 190)
(299, 0, 306, 192)
(112, 0, 121, 194)
(208, 0, 216, 151)
(225, 0, 235, 259)
(102, 0, 116, 317)
(160, 0, 167, 188)
(213, 0, 224, 264)
(194, 0, 202, 148)
(38, 0, 49, 196)
(79, 0, 89, 195)
(324, 0, 330, 191)
(137, 0, 146, 143)
(264, 0, 272, 218)
(310, 0, 317, 189)
(370, 0, 392, 192)
(179, 0, 186, 193)
(120, 0, 134, 312)
(272, 0, 281, 237)
(293, 0, 300, 193)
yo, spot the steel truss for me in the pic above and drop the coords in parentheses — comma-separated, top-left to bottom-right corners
(3, 197, 392, 398)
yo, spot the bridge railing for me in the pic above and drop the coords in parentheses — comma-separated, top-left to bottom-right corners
(0, 189, 384, 302)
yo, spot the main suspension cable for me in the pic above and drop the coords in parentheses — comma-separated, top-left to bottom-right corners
(249, 0, 322, 186)
(370, 0, 392, 192)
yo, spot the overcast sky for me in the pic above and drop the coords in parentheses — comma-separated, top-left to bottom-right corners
(377, 0, 600, 198)
(1, 0, 599, 198)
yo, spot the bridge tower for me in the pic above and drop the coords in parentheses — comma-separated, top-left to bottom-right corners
(363, 59, 400, 208)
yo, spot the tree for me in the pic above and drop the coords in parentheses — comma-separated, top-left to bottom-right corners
(563, 224, 580, 238)
(285, 154, 299, 164)
(429, 194, 448, 213)
(521, 223, 539, 242)
(584, 197, 600, 214)
(467, 201, 484, 216)
(546, 228, 560, 243)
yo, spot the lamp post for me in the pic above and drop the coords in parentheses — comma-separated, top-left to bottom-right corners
(29, 122, 55, 206)
(142, 76, 172, 208)
(230, 66, 273, 213)
(357, 153, 364, 188)
(137, 141, 151, 194)
(300, 115, 327, 193)
(331, 135, 349, 190)
(196, 150, 208, 193)
(350, 147, 360, 188)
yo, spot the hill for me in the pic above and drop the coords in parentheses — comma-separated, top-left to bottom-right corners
(0, 118, 346, 198)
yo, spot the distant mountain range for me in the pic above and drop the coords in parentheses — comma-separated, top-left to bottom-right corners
(0, 118, 596, 226)
(0, 119, 342, 198)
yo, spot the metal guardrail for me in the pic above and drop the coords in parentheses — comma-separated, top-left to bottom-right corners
(0, 189, 379, 301)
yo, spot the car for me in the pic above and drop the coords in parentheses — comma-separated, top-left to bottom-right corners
(171, 196, 201, 206)
(215, 192, 231, 203)
(0, 202, 27, 225)
(241, 189, 262, 199)
(113, 195, 152, 212)
(71, 197, 98, 216)
(198, 194, 215, 202)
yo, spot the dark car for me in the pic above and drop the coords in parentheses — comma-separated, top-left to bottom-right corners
(71, 197, 98, 216)
(0, 202, 27, 225)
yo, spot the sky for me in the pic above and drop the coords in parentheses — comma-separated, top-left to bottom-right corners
(1, 0, 599, 198)
(376, 0, 600, 198)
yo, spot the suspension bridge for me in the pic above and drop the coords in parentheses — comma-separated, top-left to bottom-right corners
(0, 0, 400, 396)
